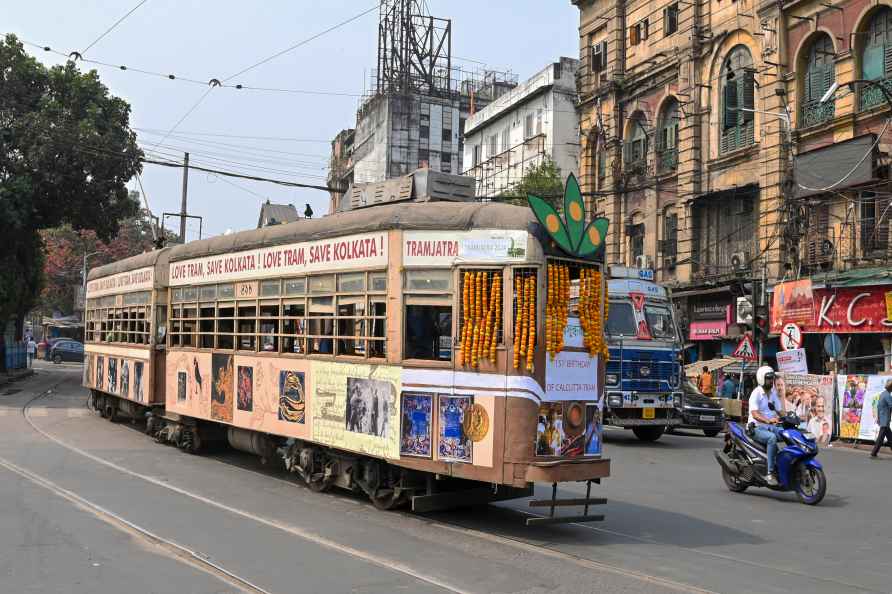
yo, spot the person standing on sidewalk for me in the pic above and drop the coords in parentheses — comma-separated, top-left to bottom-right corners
(26, 337, 37, 368)
(870, 379, 892, 458)
(698, 366, 714, 397)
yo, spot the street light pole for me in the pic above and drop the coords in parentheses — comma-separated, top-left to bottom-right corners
(820, 79, 892, 111)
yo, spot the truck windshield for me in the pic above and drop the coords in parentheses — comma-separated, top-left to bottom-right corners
(645, 304, 676, 340)
(606, 302, 637, 336)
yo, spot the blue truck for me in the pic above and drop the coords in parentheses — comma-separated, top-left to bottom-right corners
(602, 268, 683, 442)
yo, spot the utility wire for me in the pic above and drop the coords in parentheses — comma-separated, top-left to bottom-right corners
(80, 0, 148, 55)
(224, 3, 381, 81)
(142, 158, 339, 192)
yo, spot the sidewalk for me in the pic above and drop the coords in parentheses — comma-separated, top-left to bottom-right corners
(0, 367, 35, 390)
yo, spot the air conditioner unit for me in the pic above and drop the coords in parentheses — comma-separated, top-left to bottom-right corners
(820, 239, 834, 257)
(635, 254, 652, 270)
(730, 251, 750, 271)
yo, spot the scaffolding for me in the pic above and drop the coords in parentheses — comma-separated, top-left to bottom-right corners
(464, 134, 547, 199)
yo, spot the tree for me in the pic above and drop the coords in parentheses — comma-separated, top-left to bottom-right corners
(0, 34, 143, 334)
(39, 207, 158, 316)
(498, 157, 564, 211)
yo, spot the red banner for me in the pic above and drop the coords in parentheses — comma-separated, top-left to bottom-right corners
(771, 285, 892, 333)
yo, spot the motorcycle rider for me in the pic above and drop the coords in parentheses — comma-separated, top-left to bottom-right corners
(748, 365, 785, 486)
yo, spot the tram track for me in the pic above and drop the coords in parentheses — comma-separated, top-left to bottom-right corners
(16, 377, 716, 594)
(20, 384, 471, 594)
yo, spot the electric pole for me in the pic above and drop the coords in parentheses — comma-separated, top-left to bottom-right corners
(179, 152, 190, 243)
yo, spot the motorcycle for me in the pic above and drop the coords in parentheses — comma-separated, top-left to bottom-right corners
(714, 411, 827, 505)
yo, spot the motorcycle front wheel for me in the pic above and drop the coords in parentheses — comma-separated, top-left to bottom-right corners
(721, 467, 748, 492)
(794, 464, 827, 505)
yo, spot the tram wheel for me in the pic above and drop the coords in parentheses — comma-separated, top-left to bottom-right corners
(306, 475, 332, 493)
(369, 489, 407, 511)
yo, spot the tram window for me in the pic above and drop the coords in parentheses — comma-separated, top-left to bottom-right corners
(337, 295, 366, 356)
(218, 284, 235, 299)
(309, 296, 334, 354)
(370, 272, 387, 292)
(182, 286, 198, 302)
(199, 305, 215, 348)
(259, 302, 280, 352)
(405, 269, 452, 292)
(282, 300, 306, 354)
(310, 274, 335, 293)
(338, 272, 365, 293)
(200, 285, 217, 301)
(460, 268, 505, 347)
(284, 277, 306, 295)
(260, 280, 281, 297)
(170, 306, 182, 347)
(369, 297, 387, 358)
(182, 306, 197, 347)
(405, 305, 452, 360)
(217, 303, 235, 350)
(237, 304, 257, 351)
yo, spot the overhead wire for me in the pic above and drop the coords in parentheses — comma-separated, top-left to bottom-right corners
(80, 0, 148, 55)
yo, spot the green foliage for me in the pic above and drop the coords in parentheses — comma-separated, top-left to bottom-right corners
(498, 157, 564, 210)
(0, 34, 143, 330)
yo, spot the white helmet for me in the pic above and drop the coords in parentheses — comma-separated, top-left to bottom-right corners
(756, 365, 776, 386)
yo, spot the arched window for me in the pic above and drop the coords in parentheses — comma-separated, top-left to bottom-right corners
(624, 114, 648, 173)
(861, 7, 892, 110)
(657, 99, 680, 172)
(720, 46, 755, 154)
(800, 34, 836, 127)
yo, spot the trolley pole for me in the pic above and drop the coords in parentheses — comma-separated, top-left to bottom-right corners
(179, 152, 190, 242)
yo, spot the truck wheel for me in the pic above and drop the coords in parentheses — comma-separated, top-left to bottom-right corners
(632, 426, 665, 442)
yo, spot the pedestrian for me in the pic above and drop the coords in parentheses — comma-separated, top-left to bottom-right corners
(698, 365, 714, 397)
(720, 374, 737, 398)
(26, 336, 37, 368)
(870, 379, 892, 458)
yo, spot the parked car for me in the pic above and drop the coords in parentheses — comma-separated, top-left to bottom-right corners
(49, 340, 85, 364)
(671, 379, 726, 437)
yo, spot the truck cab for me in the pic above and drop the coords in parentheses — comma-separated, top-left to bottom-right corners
(602, 268, 683, 441)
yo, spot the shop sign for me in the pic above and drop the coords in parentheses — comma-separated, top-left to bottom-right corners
(776, 348, 808, 374)
(771, 285, 892, 333)
(403, 229, 528, 266)
(691, 301, 730, 321)
(86, 266, 154, 298)
(689, 320, 727, 340)
(169, 232, 388, 286)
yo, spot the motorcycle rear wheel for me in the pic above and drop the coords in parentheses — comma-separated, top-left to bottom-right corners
(794, 464, 826, 505)
(721, 467, 748, 492)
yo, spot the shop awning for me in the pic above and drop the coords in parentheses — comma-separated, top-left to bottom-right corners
(685, 357, 758, 377)
(807, 266, 892, 288)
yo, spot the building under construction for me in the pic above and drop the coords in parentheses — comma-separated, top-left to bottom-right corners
(328, 0, 516, 213)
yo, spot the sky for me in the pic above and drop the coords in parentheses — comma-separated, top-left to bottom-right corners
(6, 1, 579, 239)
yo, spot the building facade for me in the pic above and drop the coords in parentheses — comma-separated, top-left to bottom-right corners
(462, 57, 581, 198)
(574, 0, 892, 370)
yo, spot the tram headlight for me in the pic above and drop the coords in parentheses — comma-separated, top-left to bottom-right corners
(605, 373, 619, 386)
(607, 392, 623, 408)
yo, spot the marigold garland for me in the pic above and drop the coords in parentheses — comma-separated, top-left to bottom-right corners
(460, 270, 502, 369)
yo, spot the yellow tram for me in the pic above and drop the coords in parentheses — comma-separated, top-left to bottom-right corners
(83, 182, 611, 524)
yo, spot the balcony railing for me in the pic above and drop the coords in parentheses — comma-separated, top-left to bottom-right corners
(656, 148, 678, 173)
(800, 100, 835, 129)
(860, 79, 892, 111)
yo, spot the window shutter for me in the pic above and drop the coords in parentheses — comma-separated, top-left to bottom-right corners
(822, 65, 834, 99)
(723, 81, 738, 129)
(864, 44, 884, 80)
(884, 43, 892, 77)
(630, 26, 639, 46)
(742, 71, 755, 123)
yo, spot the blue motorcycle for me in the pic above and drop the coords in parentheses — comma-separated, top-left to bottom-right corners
(714, 412, 827, 505)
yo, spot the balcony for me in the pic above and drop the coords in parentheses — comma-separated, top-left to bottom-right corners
(656, 148, 678, 174)
(859, 79, 892, 111)
(800, 100, 835, 129)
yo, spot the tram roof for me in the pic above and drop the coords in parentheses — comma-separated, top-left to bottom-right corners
(86, 247, 171, 283)
(167, 201, 539, 262)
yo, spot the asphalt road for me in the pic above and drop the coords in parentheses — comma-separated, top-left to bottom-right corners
(2, 362, 890, 594)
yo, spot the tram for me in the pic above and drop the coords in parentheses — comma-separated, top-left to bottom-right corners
(83, 179, 611, 525)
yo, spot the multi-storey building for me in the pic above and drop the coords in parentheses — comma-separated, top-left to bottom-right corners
(573, 0, 892, 370)
(462, 58, 580, 198)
